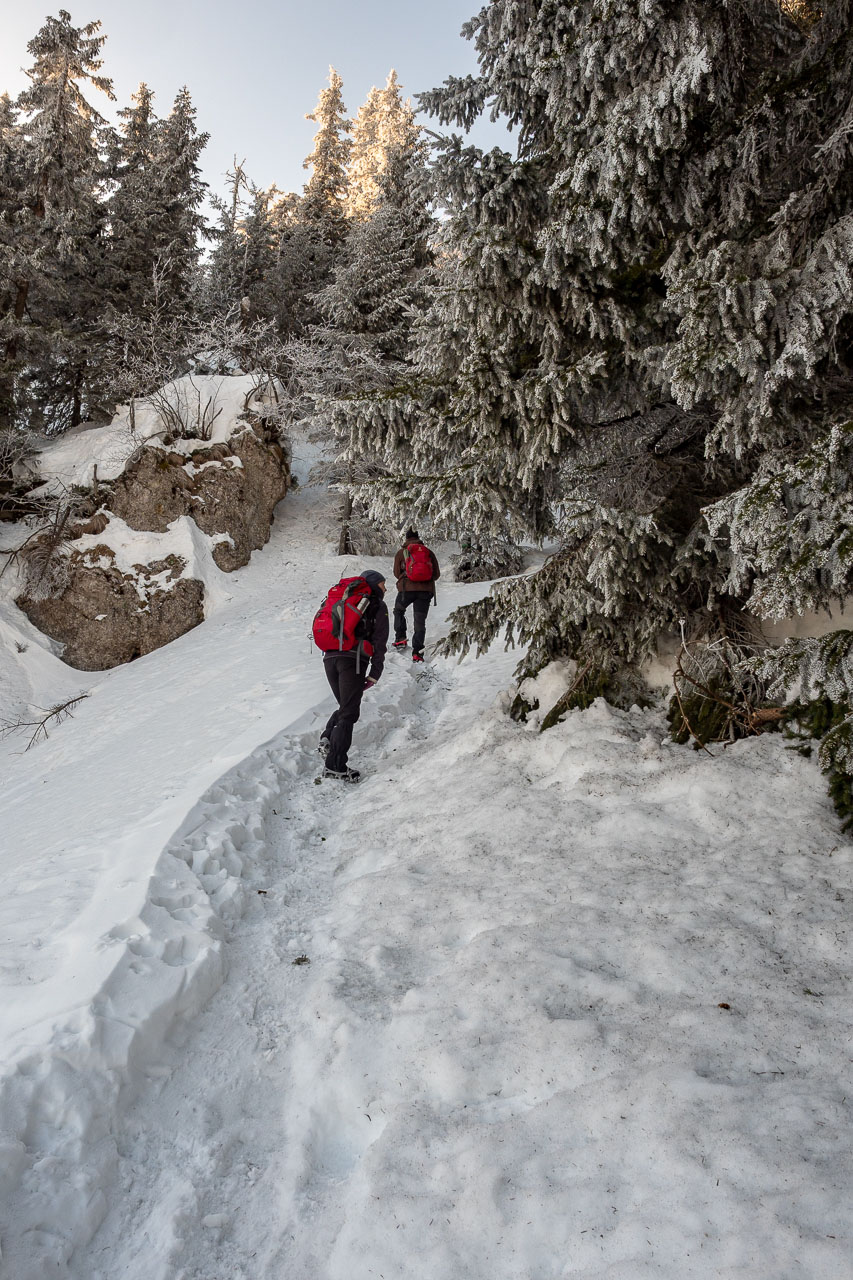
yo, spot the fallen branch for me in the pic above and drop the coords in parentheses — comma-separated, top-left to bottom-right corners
(671, 626, 782, 750)
(1, 693, 90, 750)
(671, 652, 715, 756)
(0, 489, 77, 586)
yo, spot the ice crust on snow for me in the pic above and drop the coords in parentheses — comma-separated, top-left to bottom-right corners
(0, 430, 851, 1278)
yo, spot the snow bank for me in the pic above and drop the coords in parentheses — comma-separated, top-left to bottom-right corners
(0, 434, 334, 1271)
(45, 652, 853, 1280)
(0, 733, 286, 1279)
(271, 690, 853, 1280)
(516, 656, 577, 724)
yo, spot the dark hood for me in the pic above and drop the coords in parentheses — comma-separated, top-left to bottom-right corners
(361, 570, 387, 594)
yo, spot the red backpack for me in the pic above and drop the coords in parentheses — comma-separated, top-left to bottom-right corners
(405, 542, 433, 583)
(312, 577, 375, 661)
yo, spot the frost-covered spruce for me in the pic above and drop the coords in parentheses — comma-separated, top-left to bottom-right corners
(148, 86, 209, 319)
(293, 144, 433, 553)
(206, 176, 282, 327)
(2, 11, 115, 431)
(99, 83, 210, 410)
(346, 71, 420, 221)
(354, 0, 853, 700)
(0, 92, 23, 429)
(302, 67, 352, 246)
(202, 160, 252, 321)
(2, 17, 213, 433)
(107, 84, 162, 321)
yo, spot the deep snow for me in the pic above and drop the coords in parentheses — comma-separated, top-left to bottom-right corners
(0, 422, 852, 1279)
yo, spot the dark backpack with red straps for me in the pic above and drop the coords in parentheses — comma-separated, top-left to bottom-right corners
(405, 542, 433, 583)
(313, 576, 375, 661)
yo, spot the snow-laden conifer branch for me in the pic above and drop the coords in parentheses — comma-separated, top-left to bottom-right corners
(339, 0, 853, 730)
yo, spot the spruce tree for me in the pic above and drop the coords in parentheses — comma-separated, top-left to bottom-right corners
(345, 85, 384, 222)
(107, 83, 161, 319)
(302, 67, 352, 246)
(355, 0, 853, 707)
(297, 144, 433, 552)
(150, 86, 209, 319)
(270, 196, 335, 339)
(204, 159, 251, 319)
(239, 186, 280, 321)
(0, 93, 23, 429)
(102, 84, 211, 412)
(346, 72, 419, 220)
(2, 10, 114, 430)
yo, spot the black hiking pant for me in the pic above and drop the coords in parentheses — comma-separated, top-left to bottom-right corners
(394, 591, 431, 656)
(323, 652, 367, 771)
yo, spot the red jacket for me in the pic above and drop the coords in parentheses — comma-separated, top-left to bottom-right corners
(393, 541, 440, 593)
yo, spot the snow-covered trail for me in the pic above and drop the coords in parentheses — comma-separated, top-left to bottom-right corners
(0, 437, 332, 1051)
(1, 426, 852, 1279)
(69, 655, 852, 1277)
(68, 650, 468, 1280)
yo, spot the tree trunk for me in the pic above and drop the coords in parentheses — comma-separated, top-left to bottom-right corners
(71, 373, 83, 428)
(338, 487, 354, 556)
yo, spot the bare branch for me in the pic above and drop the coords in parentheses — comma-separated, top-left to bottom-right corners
(1, 693, 90, 751)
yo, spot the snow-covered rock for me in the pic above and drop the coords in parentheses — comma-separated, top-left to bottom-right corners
(105, 425, 288, 573)
(16, 517, 227, 670)
(14, 376, 288, 670)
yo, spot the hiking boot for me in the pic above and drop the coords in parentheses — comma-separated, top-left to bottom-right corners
(322, 766, 361, 783)
(393, 638, 409, 650)
(318, 736, 330, 758)
(412, 651, 424, 663)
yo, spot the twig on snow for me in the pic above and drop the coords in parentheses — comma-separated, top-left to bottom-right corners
(1, 692, 90, 750)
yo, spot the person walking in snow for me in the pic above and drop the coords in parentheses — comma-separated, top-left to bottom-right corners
(318, 570, 389, 782)
(392, 529, 440, 663)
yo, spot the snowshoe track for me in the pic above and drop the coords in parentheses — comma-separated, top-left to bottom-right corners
(65, 642, 456, 1279)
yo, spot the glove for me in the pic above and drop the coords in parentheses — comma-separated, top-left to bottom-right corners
(364, 676, 377, 689)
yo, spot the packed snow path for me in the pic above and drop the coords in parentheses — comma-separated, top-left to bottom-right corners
(65, 676, 853, 1277)
(1, 430, 851, 1278)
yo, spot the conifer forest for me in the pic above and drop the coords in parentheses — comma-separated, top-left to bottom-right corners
(2, 0, 853, 815)
(3, 6, 853, 1274)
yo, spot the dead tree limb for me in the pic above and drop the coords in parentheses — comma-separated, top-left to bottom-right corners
(0, 693, 90, 751)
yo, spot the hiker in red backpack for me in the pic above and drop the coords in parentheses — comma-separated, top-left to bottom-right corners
(314, 569, 389, 782)
(392, 528, 440, 663)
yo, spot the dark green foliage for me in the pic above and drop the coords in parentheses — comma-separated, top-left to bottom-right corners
(452, 537, 524, 584)
(668, 633, 783, 748)
(784, 697, 853, 832)
(667, 679, 738, 747)
(785, 697, 850, 754)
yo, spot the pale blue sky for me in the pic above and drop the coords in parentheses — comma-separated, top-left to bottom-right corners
(2, 1, 510, 201)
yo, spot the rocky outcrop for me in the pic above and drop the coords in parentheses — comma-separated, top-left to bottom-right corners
(20, 545, 205, 671)
(16, 416, 289, 670)
(105, 428, 289, 571)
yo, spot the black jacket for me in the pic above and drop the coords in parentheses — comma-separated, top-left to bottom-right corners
(347, 571, 389, 680)
(363, 591, 389, 681)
